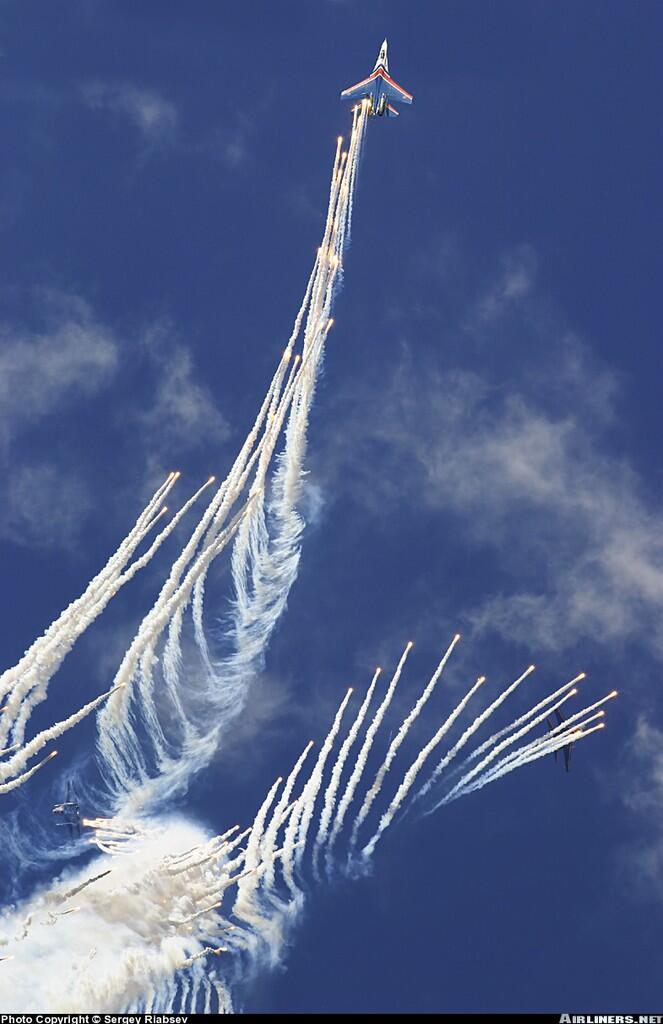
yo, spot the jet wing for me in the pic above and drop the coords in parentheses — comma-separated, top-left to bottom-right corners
(379, 72, 413, 105)
(340, 70, 412, 106)
(340, 73, 377, 102)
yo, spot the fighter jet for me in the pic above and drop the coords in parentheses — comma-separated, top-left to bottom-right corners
(546, 709, 574, 772)
(340, 39, 413, 118)
(52, 780, 82, 839)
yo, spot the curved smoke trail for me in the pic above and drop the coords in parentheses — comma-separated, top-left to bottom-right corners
(0, 98, 613, 1015)
(91, 103, 370, 810)
(0, 637, 611, 1011)
(0, 472, 181, 755)
(1, 105, 369, 807)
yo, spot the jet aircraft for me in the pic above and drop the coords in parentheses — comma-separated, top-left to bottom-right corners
(546, 709, 574, 772)
(52, 780, 82, 839)
(340, 39, 413, 118)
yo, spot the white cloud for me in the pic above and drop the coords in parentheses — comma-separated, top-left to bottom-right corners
(468, 244, 538, 329)
(0, 290, 118, 450)
(319, 246, 663, 661)
(0, 463, 91, 550)
(0, 290, 118, 547)
(216, 133, 248, 170)
(81, 80, 178, 146)
(136, 323, 230, 457)
(620, 716, 663, 897)
(0, 293, 229, 549)
(624, 718, 663, 815)
(198, 112, 256, 172)
(336, 358, 663, 655)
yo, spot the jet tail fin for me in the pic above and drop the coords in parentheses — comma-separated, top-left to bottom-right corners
(373, 39, 389, 73)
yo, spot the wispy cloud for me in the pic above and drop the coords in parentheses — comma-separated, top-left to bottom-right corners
(620, 716, 663, 898)
(80, 80, 178, 147)
(0, 290, 118, 548)
(190, 109, 258, 173)
(469, 244, 538, 328)
(0, 290, 118, 451)
(0, 463, 91, 549)
(135, 321, 231, 458)
(623, 718, 663, 815)
(319, 245, 663, 661)
(0, 293, 230, 549)
(207, 117, 252, 170)
(79, 78, 259, 174)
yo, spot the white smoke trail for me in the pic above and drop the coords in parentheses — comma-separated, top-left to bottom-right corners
(359, 673, 487, 859)
(54, 869, 113, 905)
(456, 692, 617, 798)
(97, 305, 319, 798)
(0, 819, 231, 1011)
(91, 106, 370, 811)
(3, 477, 216, 758)
(327, 642, 413, 862)
(349, 635, 460, 852)
(434, 685, 581, 808)
(189, 342, 302, 673)
(456, 720, 607, 799)
(203, 110, 368, 727)
(414, 664, 536, 803)
(0, 749, 59, 793)
(94, 346, 302, 782)
(313, 667, 381, 877)
(159, 353, 305, 746)
(281, 688, 355, 896)
(96, 501, 253, 800)
(0, 469, 175, 699)
(262, 740, 314, 889)
(0, 683, 125, 792)
(177, 946, 227, 970)
(202, 975, 212, 1013)
(293, 688, 355, 866)
(0, 473, 182, 750)
(447, 671, 587, 786)
(233, 775, 282, 930)
(0, 643, 611, 1012)
(133, 356, 303, 723)
(188, 126, 354, 682)
(454, 703, 608, 797)
(0, 98, 615, 1015)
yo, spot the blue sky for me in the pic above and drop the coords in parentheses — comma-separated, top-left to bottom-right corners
(1, 0, 662, 1012)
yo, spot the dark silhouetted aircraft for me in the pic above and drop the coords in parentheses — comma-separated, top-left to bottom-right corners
(52, 781, 82, 838)
(547, 709, 574, 772)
